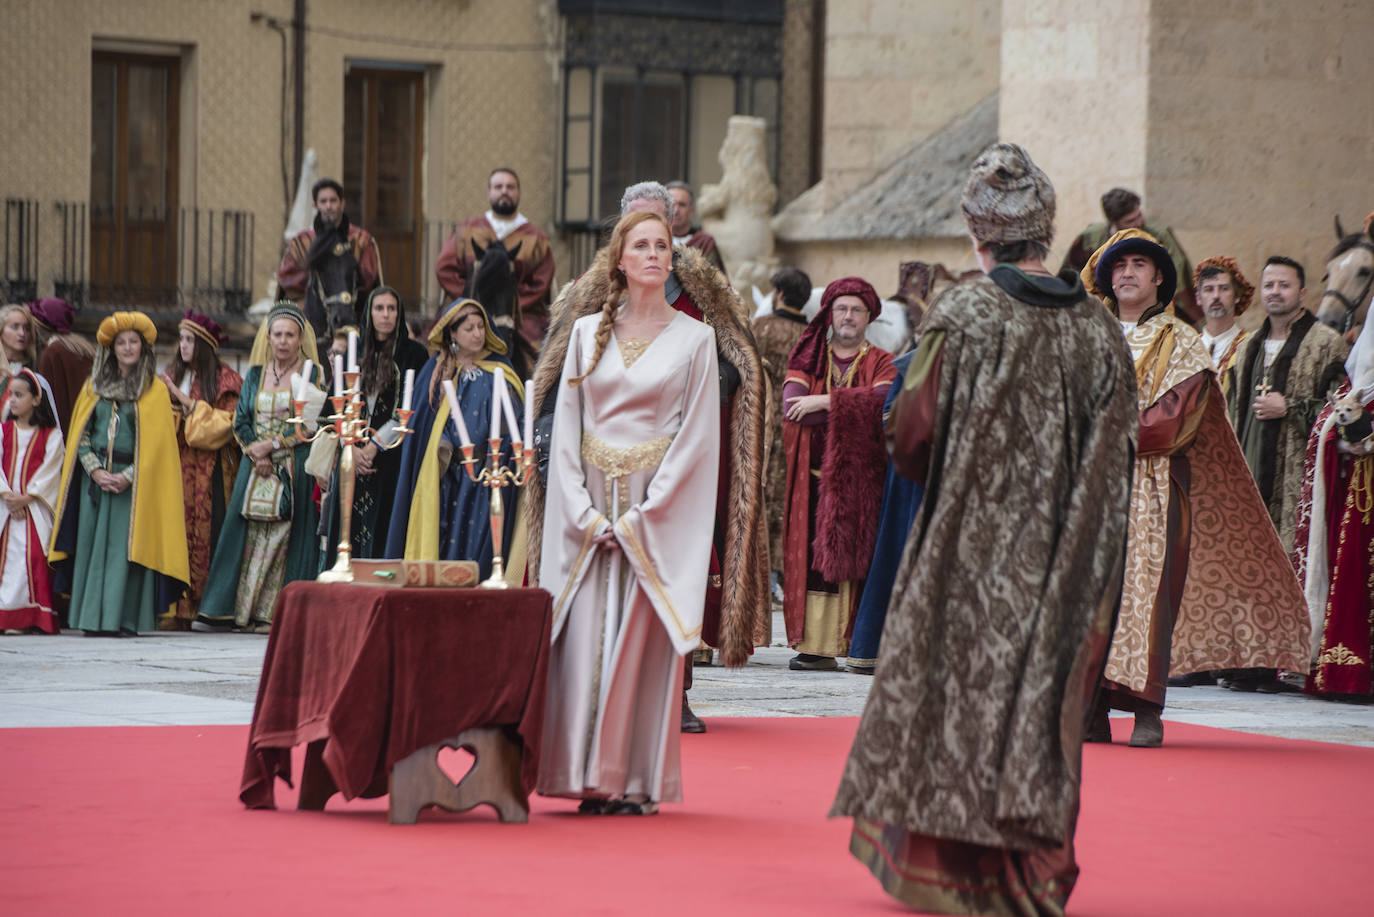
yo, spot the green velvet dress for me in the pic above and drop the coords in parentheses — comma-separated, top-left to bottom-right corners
(68, 398, 159, 634)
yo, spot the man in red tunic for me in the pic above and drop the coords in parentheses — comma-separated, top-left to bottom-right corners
(780, 277, 896, 671)
(435, 167, 556, 356)
(277, 178, 380, 341)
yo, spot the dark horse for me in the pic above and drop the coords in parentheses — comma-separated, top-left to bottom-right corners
(463, 236, 528, 378)
(302, 221, 368, 347)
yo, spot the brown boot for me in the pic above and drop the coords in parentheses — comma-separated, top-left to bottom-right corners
(1128, 709, 1164, 747)
(680, 692, 706, 733)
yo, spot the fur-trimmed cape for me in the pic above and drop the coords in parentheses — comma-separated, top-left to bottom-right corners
(526, 245, 768, 666)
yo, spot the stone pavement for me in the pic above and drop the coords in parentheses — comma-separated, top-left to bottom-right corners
(2, 612, 1372, 746)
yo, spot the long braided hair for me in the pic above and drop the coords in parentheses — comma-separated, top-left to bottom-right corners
(568, 210, 670, 386)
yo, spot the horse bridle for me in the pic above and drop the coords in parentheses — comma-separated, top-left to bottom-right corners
(1322, 239, 1374, 334)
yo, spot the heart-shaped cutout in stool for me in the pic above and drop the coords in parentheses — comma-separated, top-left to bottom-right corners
(436, 745, 476, 785)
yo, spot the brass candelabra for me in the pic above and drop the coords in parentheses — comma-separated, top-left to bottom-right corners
(289, 370, 415, 583)
(459, 436, 535, 589)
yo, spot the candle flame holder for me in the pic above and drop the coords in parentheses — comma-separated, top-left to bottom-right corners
(460, 438, 535, 589)
(289, 373, 415, 583)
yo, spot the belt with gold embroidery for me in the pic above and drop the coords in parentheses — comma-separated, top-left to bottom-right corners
(580, 432, 674, 478)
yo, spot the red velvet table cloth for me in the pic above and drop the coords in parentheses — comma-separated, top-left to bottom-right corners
(240, 583, 552, 809)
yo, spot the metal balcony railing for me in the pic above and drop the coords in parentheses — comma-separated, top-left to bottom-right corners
(2, 199, 38, 303)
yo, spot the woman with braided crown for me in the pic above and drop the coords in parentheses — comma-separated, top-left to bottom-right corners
(537, 211, 720, 815)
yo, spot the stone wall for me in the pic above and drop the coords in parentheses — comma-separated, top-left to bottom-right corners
(823, 0, 1001, 207)
(775, 237, 976, 298)
(0, 0, 563, 309)
(1002, 0, 1374, 303)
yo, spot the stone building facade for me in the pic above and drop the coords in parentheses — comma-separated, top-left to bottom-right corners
(0, 0, 810, 340)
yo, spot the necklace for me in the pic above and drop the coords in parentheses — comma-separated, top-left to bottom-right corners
(271, 360, 293, 385)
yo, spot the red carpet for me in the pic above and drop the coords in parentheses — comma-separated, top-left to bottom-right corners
(1, 717, 1369, 916)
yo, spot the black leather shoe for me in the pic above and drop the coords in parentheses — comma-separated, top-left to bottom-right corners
(1167, 671, 1217, 687)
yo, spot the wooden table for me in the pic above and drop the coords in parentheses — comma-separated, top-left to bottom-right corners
(239, 582, 551, 824)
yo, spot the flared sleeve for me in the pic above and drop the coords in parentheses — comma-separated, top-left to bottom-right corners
(613, 329, 721, 655)
(539, 321, 611, 636)
(27, 427, 65, 549)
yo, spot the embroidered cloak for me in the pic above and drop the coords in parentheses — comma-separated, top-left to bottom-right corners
(1108, 311, 1311, 701)
(831, 267, 1136, 914)
(1227, 311, 1348, 552)
(169, 363, 242, 621)
(1293, 380, 1374, 696)
(751, 306, 808, 574)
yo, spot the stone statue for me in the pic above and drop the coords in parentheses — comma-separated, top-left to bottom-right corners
(699, 116, 779, 297)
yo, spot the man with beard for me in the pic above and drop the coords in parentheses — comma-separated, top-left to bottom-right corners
(1223, 256, 1346, 692)
(525, 180, 768, 733)
(436, 167, 556, 354)
(1195, 257, 1255, 397)
(781, 278, 896, 671)
(666, 181, 727, 279)
(277, 179, 381, 341)
(1083, 231, 1311, 746)
(1062, 187, 1195, 321)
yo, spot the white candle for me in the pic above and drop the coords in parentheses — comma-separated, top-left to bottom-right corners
(523, 380, 534, 447)
(499, 378, 521, 444)
(333, 354, 343, 397)
(299, 360, 313, 396)
(490, 369, 504, 442)
(289, 372, 301, 401)
(401, 368, 414, 412)
(347, 330, 358, 373)
(442, 378, 471, 447)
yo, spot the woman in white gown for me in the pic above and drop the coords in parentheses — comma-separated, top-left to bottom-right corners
(538, 211, 720, 815)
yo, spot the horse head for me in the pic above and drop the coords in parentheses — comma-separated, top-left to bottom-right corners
(1315, 215, 1374, 334)
(307, 246, 363, 339)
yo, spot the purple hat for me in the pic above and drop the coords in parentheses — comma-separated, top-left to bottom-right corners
(28, 298, 74, 334)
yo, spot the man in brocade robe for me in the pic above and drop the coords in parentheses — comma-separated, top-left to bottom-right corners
(781, 277, 895, 671)
(667, 182, 727, 280)
(1062, 187, 1196, 321)
(277, 178, 381, 341)
(752, 267, 811, 592)
(1223, 256, 1348, 692)
(1083, 230, 1311, 747)
(1294, 320, 1374, 698)
(527, 181, 768, 733)
(436, 168, 556, 355)
(833, 142, 1136, 916)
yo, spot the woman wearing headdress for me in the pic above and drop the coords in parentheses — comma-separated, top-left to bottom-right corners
(0, 304, 38, 416)
(27, 298, 95, 432)
(49, 311, 189, 636)
(384, 297, 523, 578)
(0, 370, 64, 634)
(159, 311, 244, 628)
(198, 303, 324, 633)
(320, 285, 428, 565)
(537, 211, 720, 815)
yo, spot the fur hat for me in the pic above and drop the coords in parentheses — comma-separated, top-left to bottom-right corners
(96, 311, 157, 347)
(961, 142, 1056, 245)
(1193, 256, 1254, 315)
(1084, 228, 1177, 308)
